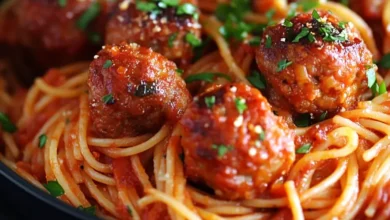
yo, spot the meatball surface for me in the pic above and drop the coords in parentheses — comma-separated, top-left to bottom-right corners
(1, 0, 113, 66)
(88, 43, 190, 138)
(106, 0, 201, 66)
(180, 83, 295, 200)
(256, 11, 374, 115)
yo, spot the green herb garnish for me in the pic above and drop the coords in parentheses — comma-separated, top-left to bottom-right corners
(44, 181, 65, 197)
(76, 2, 101, 30)
(103, 60, 112, 69)
(58, 0, 67, 7)
(235, 97, 247, 114)
(211, 144, 232, 157)
(247, 71, 266, 90)
(78, 206, 96, 216)
(102, 94, 115, 105)
(38, 134, 47, 149)
(185, 33, 201, 47)
(205, 96, 216, 108)
(296, 143, 311, 154)
(277, 59, 293, 72)
(294, 114, 311, 127)
(168, 33, 178, 48)
(0, 113, 17, 133)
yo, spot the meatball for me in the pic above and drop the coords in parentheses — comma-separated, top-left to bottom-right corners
(0, 0, 114, 67)
(88, 43, 190, 138)
(106, 0, 201, 66)
(180, 83, 295, 200)
(256, 10, 374, 115)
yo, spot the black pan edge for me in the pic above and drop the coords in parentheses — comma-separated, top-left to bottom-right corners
(0, 161, 98, 220)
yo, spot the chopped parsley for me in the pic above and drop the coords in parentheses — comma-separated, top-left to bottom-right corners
(185, 33, 201, 47)
(204, 96, 216, 108)
(177, 3, 198, 19)
(319, 111, 328, 121)
(77, 206, 96, 216)
(378, 82, 387, 95)
(265, 35, 272, 48)
(235, 97, 247, 114)
(0, 113, 17, 133)
(292, 27, 310, 43)
(283, 19, 293, 28)
(211, 144, 232, 157)
(175, 68, 184, 75)
(312, 9, 321, 20)
(294, 114, 311, 127)
(296, 143, 311, 154)
(58, 0, 67, 7)
(338, 21, 347, 29)
(38, 134, 47, 149)
(76, 2, 101, 30)
(298, 0, 319, 12)
(44, 181, 65, 197)
(277, 59, 293, 72)
(103, 60, 113, 69)
(249, 37, 261, 46)
(259, 129, 266, 141)
(136, 1, 157, 12)
(102, 94, 115, 105)
(247, 70, 266, 90)
(168, 33, 178, 48)
(185, 72, 231, 83)
(265, 9, 276, 24)
(340, 0, 349, 6)
(160, 0, 179, 7)
(378, 53, 390, 69)
(365, 65, 377, 88)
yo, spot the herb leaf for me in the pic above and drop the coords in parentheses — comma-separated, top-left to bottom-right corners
(78, 206, 96, 216)
(136, 2, 157, 12)
(247, 71, 266, 90)
(378, 53, 390, 69)
(277, 59, 293, 72)
(168, 33, 178, 48)
(185, 33, 201, 47)
(265, 35, 272, 48)
(76, 2, 101, 30)
(366, 66, 376, 88)
(177, 3, 198, 18)
(296, 143, 311, 154)
(38, 134, 47, 149)
(293, 27, 310, 43)
(378, 82, 387, 95)
(185, 72, 231, 83)
(294, 114, 311, 127)
(58, 0, 67, 7)
(235, 97, 247, 114)
(103, 60, 112, 69)
(205, 96, 216, 108)
(212, 144, 232, 157)
(44, 181, 65, 197)
(0, 113, 17, 133)
(102, 94, 115, 105)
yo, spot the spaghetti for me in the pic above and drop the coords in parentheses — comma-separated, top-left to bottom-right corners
(0, 0, 390, 220)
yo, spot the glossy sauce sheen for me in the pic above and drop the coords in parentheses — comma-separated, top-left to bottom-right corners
(180, 83, 295, 200)
(88, 43, 190, 138)
(256, 11, 373, 115)
(106, 0, 201, 66)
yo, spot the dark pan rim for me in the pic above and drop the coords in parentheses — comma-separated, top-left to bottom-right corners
(0, 161, 98, 220)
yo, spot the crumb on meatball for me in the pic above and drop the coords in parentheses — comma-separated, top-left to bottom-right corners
(88, 43, 190, 138)
(105, 0, 201, 66)
(180, 83, 295, 200)
(255, 10, 375, 115)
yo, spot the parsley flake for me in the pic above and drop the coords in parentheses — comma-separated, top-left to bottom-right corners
(277, 59, 293, 72)
(205, 96, 216, 108)
(76, 2, 101, 30)
(319, 111, 328, 121)
(136, 2, 157, 12)
(247, 71, 266, 90)
(249, 37, 261, 46)
(78, 206, 96, 216)
(265, 35, 272, 48)
(283, 20, 293, 28)
(175, 69, 184, 75)
(103, 60, 112, 69)
(212, 144, 232, 157)
(38, 134, 47, 149)
(58, 0, 67, 7)
(366, 65, 377, 88)
(235, 97, 247, 114)
(312, 9, 321, 20)
(185, 33, 201, 47)
(168, 33, 178, 48)
(294, 114, 311, 127)
(378, 82, 387, 95)
(177, 3, 198, 19)
(292, 27, 310, 43)
(44, 181, 65, 197)
(102, 94, 115, 105)
(296, 143, 311, 154)
(0, 113, 17, 133)
(378, 53, 390, 69)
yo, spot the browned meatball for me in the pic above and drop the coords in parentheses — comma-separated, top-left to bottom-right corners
(106, 0, 201, 66)
(0, 0, 114, 67)
(180, 83, 295, 200)
(256, 10, 374, 115)
(88, 43, 190, 138)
